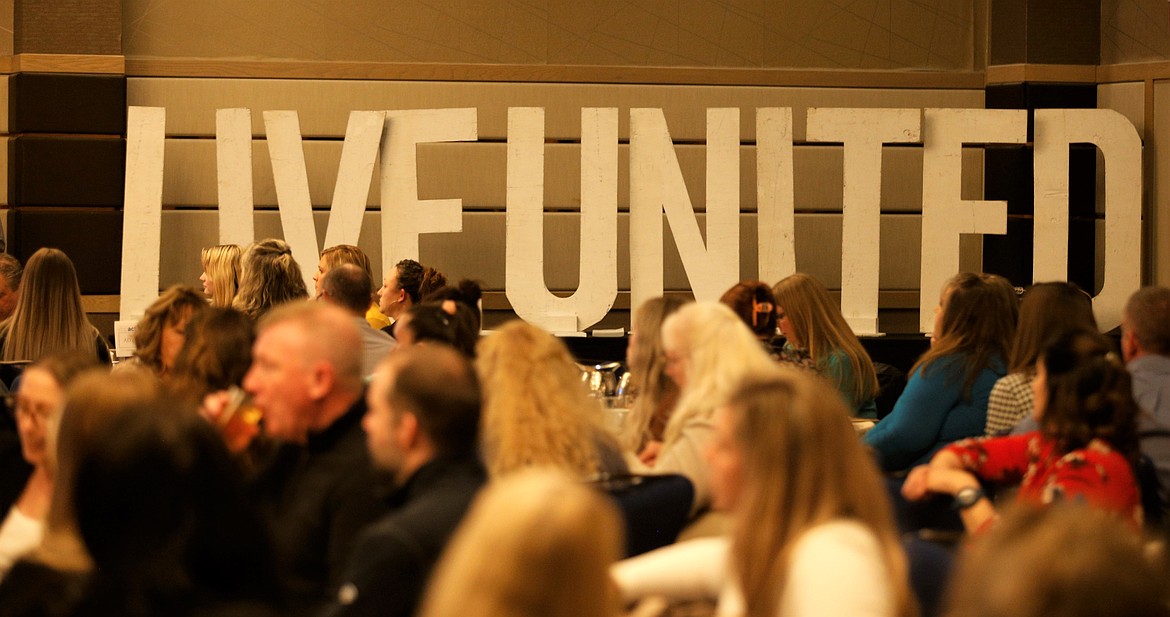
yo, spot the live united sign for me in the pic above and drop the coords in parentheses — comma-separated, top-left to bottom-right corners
(120, 106, 1142, 334)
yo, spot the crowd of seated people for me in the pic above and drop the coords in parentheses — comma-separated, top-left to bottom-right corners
(0, 241, 1167, 616)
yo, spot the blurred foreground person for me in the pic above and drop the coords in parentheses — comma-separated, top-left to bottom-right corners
(417, 469, 624, 617)
(328, 345, 484, 617)
(614, 368, 915, 617)
(944, 505, 1168, 617)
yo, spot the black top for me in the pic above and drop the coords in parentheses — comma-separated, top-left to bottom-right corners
(324, 457, 486, 617)
(0, 559, 86, 617)
(247, 395, 389, 617)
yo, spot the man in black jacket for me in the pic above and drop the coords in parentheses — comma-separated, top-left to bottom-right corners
(242, 303, 389, 615)
(326, 344, 485, 617)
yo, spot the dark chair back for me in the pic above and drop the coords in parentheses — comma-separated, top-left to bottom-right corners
(593, 474, 694, 557)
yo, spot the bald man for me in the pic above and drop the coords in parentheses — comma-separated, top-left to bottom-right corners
(243, 302, 388, 615)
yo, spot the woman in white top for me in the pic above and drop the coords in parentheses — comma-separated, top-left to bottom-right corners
(0, 353, 94, 579)
(614, 368, 915, 617)
(647, 302, 776, 513)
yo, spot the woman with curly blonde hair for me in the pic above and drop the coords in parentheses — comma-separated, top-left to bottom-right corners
(199, 244, 241, 308)
(475, 320, 627, 479)
(615, 369, 916, 617)
(232, 239, 309, 322)
(418, 469, 625, 617)
(622, 296, 690, 453)
(650, 302, 776, 513)
(772, 273, 880, 418)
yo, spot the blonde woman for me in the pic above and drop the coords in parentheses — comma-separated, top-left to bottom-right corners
(771, 273, 880, 418)
(476, 320, 627, 479)
(614, 369, 916, 617)
(417, 469, 624, 617)
(622, 296, 690, 453)
(314, 244, 390, 330)
(199, 244, 241, 308)
(232, 238, 309, 322)
(651, 302, 775, 513)
(0, 248, 109, 365)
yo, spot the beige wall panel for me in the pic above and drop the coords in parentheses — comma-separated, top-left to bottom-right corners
(0, 0, 11, 56)
(0, 75, 7, 134)
(163, 138, 983, 214)
(1098, 82, 1146, 135)
(1102, 0, 1170, 65)
(159, 210, 951, 299)
(1151, 81, 1170, 286)
(0, 137, 7, 207)
(128, 77, 984, 141)
(124, 0, 974, 70)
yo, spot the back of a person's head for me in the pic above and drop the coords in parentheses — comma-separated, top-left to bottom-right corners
(945, 505, 1168, 617)
(320, 263, 372, 315)
(1039, 328, 1138, 458)
(661, 302, 776, 413)
(73, 401, 281, 608)
(201, 244, 242, 307)
(475, 320, 603, 477)
(719, 280, 776, 339)
(421, 279, 484, 334)
(386, 345, 481, 459)
(725, 368, 912, 617)
(418, 266, 449, 301)
(932, 272, 1018, 353)
(2, 247, 91, 362)
(320, 244, 374, 283)
(1125, 286, 1170, 355)
(234, 239, 308, 320)
(37, 368, 150, 570)
(167, 307, 255, 400)
(257, 302, 363, 394)
(915, 272, 1018, 394)
(1009, 281, 1097, 373)
(417, 469, 623, 617)
(404, 302, 479, 358)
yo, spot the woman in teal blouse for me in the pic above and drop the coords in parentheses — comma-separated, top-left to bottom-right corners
(771, 273, 880, 418)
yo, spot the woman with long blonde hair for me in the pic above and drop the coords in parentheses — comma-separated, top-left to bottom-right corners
(772, 273, 880, 418)
(864, 272, 1017, 471)
(199, 244, 241, 308)
(476, 320, 627, 479)
(417, 469, 625, 617)
(652, 302, 776, 513)
(622, 296, 690, 453)
(232, 239, 309, 322)
(614, 369, 916, 617)
(0, 248, 109, 365)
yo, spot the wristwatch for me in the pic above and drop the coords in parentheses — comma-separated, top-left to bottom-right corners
(953, 486, 985, 510)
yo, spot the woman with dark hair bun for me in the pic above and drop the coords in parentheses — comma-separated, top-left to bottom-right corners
(903, 328, 1142, 534)
(719, 280, 777, 343)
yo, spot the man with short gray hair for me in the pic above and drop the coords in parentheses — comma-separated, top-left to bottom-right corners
(1122, 286, 1170, 509)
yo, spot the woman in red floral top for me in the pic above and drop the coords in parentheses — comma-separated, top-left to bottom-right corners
(902, 328, 1141, 533)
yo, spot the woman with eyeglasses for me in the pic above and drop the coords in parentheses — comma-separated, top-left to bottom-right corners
(0, 353, 96, 580)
